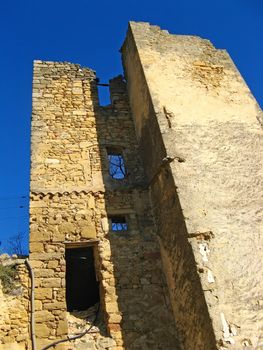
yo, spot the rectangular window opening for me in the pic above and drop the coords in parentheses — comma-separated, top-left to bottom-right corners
(97, 84, 111, 106)
(110, 216, 128, 231)
(107, 147, 126, 180)
(65, 246, 100, 312)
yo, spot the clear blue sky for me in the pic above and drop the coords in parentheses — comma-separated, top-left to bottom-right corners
(0, 0, 262, 254)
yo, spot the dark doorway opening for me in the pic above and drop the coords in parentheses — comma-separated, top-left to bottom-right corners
(66, 246, 99, 312)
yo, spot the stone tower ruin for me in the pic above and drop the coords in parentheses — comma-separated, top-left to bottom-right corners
(27, 22, 263, 350)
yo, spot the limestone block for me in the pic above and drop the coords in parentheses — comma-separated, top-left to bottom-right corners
(69, 153, 80, 162)
(108, 313, 122, 323)
(47, 260, 59, 269)
(79, 141, 89, 148)
(97, 337, 116, 348)
(56, 319, 68, 336)
(45, 159, 60, 164)
(30, 201, 47, 208)
(35, 338, 52, 350)
(16, 334, 28, 342)
(101, 217, 109, 232)
(30, 230, 51, 242)
(101, 271, 113, 279)
(35, 288, 52, 300)
(43, 301, 66, 310)
(75, 343, 95, 350)
(56, 289, 66, 302)
(29, 260, 44, 268)
(106, 302, 119, 313)
(72, 88, 82, 95)
(87, 195, 95, 209)
(30, 252, 61, 261)
(0, 344, 25, 350)
(35, 300, 43, 311)
(41, 278, 61, 288)
(92, 172, 104, 190)
(8, 329, 19, 337)
(108, 324, 121, 332)
(34, 269, 54, 278)
(2, 336, 15, 343)
(52, 233, 66, 242)
(35, 323, 51, 338)
(35, 310, 55, 323)
(30, 242, 44, 253)
(81, 225, 96, 239)
(58, 222, 76, 235)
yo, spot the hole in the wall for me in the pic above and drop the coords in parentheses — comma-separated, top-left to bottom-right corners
(97, 84, 111, 106)
(65, 246, 99, 311)
(107, 147, 126, 180)
(109, 215, 128, 231)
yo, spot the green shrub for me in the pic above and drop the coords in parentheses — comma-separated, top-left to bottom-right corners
(0, 264, 17, 293)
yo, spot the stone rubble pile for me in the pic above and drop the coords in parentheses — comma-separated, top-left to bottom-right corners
(67, 303, 117, 350)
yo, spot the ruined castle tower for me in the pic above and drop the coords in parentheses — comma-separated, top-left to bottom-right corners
(28, 22, 263, 350)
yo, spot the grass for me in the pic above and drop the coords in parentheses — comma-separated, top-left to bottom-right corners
(0, 264, 17, 294)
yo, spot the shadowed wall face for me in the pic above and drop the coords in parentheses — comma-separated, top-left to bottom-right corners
(122, 21, 263, 350)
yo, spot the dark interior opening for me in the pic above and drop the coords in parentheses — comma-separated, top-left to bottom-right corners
(66, 246, 99, 312)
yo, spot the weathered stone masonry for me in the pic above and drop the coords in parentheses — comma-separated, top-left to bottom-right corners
(0, 259, 29, 349)
(29, 60, 179, 350)
(121, 22, 263, 350)
(1, 21, 261, 350)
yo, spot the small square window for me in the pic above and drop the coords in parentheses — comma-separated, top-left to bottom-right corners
(110, 216, 128, 231)
(107, 148, 126, 180)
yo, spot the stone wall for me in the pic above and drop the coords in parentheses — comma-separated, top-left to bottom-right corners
(0, 257, 29, 350)
(122, 23, 216, 350)
(31, 61, 98, 193)
(24, 22, 263, 350)
(121, 22, 263, 350)
(30, 61, 179, 349)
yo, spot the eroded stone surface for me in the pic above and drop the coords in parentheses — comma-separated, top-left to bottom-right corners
(0, 256, 29, 349)
(1, 22, 262, 350)
(28, 61, 179, 350)
(122, 21, 263, 350)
